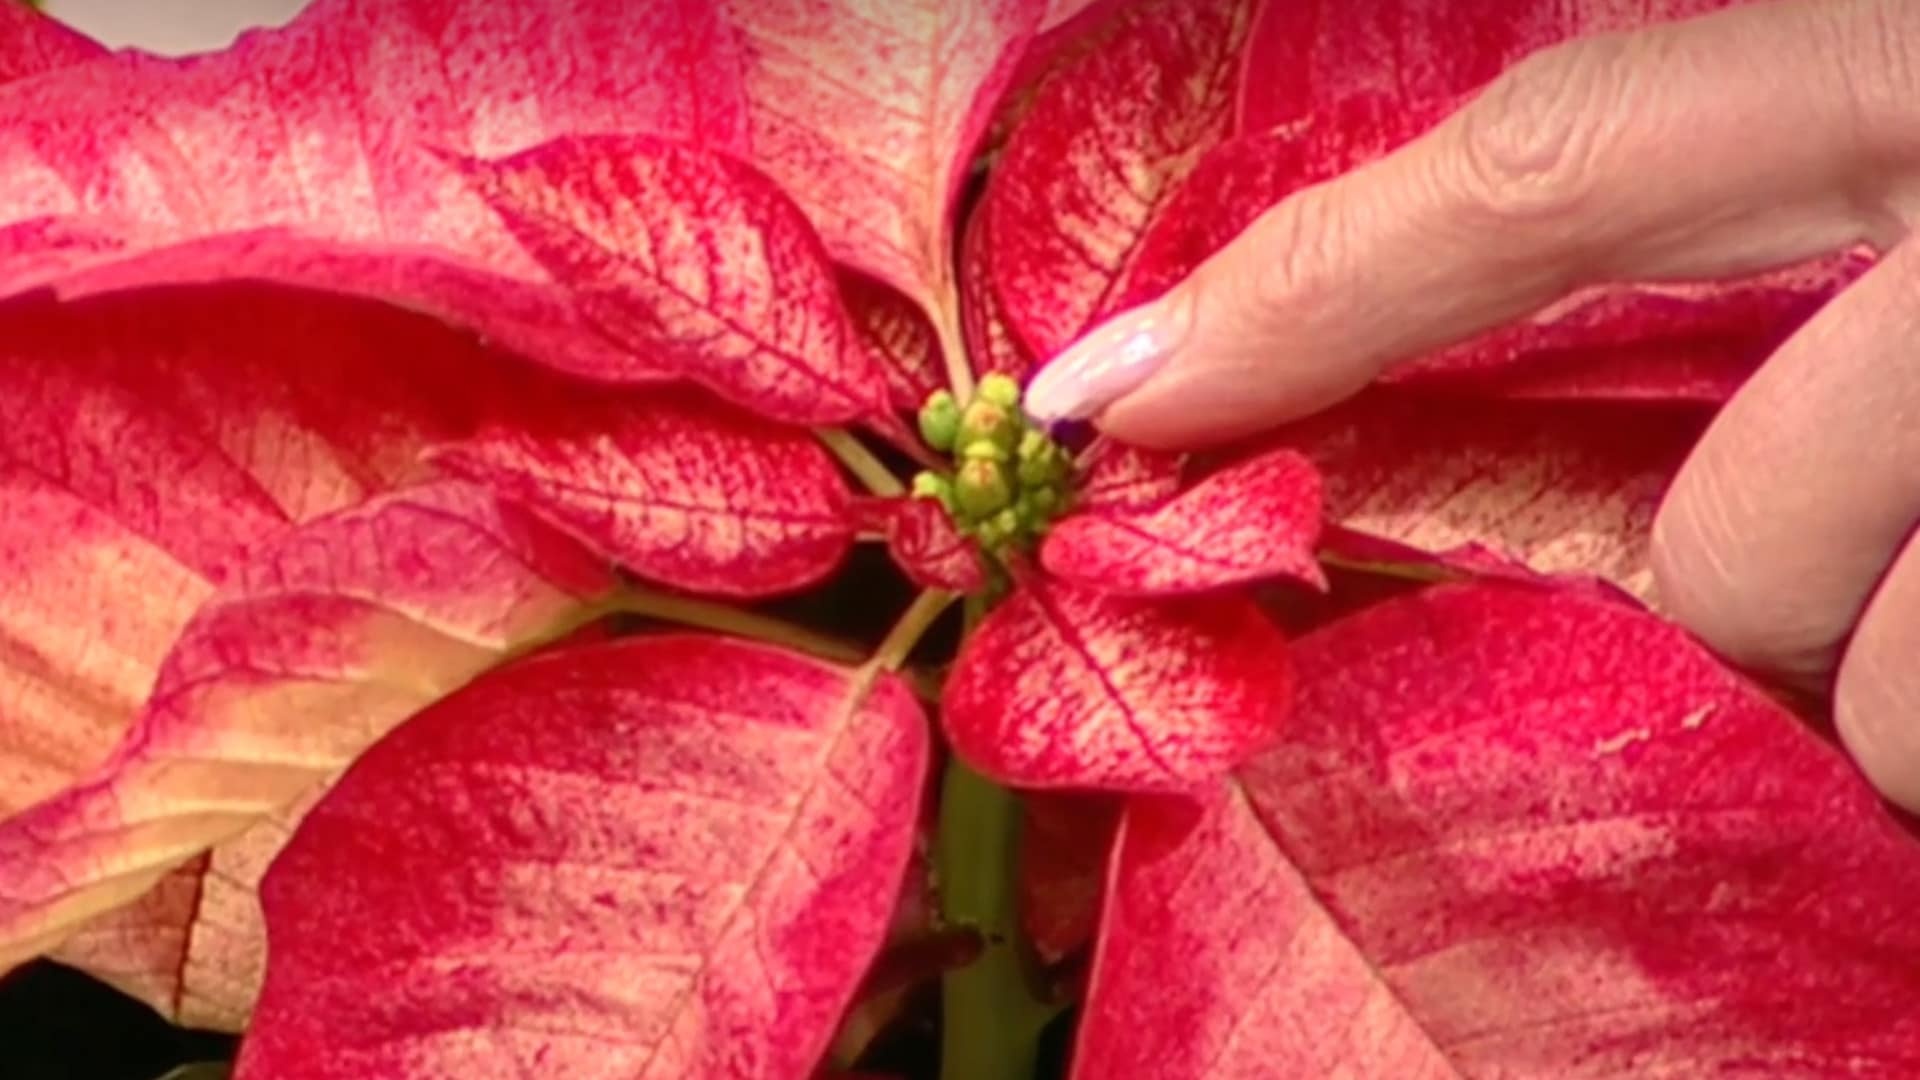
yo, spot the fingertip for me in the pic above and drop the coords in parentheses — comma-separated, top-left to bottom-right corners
(1023, 296, 1193, 425)
(1835, 540, 1920, 813)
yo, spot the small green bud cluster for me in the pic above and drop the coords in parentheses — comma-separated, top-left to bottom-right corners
(913, 374, 1073, 556)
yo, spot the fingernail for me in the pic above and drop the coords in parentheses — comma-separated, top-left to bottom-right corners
(1025, 293, 1192, 422)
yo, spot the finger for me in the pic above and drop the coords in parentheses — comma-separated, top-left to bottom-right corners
(1025, 0, 1920, 446)
(1651, 236, 1920, 681)
(1836, 530, 1920, 811)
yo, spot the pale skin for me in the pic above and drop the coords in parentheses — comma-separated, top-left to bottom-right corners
(1026, 0, 1920, 808)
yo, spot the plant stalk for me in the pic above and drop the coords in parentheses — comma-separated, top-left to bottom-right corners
(936, 595, 1055, 1080)
(934, 288, 977, 404)
(610, 586, 867, 663)
(818, 427, 907, 497)
(936, 760, 1054, 1080)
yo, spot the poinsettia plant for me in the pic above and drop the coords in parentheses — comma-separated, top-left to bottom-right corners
(2, 0, 1917, 1077)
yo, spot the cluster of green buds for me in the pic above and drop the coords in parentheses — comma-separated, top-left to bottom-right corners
(913, 373, 1073, 554)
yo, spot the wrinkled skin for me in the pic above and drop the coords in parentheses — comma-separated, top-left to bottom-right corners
(1031, 0, 1920, 810)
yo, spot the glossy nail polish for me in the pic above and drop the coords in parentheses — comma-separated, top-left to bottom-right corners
(1024, 294, 1192, 422)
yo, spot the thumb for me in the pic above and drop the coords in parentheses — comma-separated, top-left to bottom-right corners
(1023, 0, 1913, 448)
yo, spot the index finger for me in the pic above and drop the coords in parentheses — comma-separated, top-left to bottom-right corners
(1088, 0, 1920, 447)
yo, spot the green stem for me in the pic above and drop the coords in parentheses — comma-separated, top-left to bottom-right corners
(818, 427, 906, 497)
(1315, 548, 1461, 583)
(610, 586, 865, 663)
(612, 585, 947, 702)
(937, 596, 1055, 1080)
(871, 588, 955, 672)
(936, 762, 1054, 1080)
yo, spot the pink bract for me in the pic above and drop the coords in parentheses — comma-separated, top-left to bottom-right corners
(237, 635, 927, 1078)
(1075, 582, 1920, 1077)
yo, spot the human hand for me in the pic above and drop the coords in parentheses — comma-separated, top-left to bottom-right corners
(1024, 0, 1920, 806)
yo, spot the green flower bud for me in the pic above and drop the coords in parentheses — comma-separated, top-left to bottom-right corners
(955, 458, 1012, 518)
(1016, 438, 1068, 488)
(977, 372, 1021, 409)
(961, 438, 1010, 464)
(911, 470, 954, 508)
(1024, 487, 1059, 517)
(991, 507, 1021, 537)
(918, 390, 961, 452)
(957, 400, 1020, 453)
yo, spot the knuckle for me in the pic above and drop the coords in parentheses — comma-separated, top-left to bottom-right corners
(1235, 187, 1346, 325)
(1450, 34, 1636, 226)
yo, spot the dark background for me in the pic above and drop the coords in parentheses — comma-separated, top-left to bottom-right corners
(0, 962, 234, 1080)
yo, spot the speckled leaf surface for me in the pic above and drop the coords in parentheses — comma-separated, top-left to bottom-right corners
(0, 0, 752, 376)
(860, 496, 986, 594)
(1282, 394, 1705, 601)
(1076, 581, 1920, 1077)
(1043, 448, 1324, 595)
(0, 3, 102, 83)
(1235, 0, 1744, 136)
(432, 385, 853, 598)
(957, 205, 1034, 381)
(0, 483, 615, 997)
(1074, 438, 1187, 513)
(722, 0, 1047, 311)
(236, 635, 927, 1080)
(987, 0, 1257, 359)
(457, 134, 890, 425)
(841, 269, 946, 414)
(944, 578, 1290, 792)
(0, 287, 572, 1022)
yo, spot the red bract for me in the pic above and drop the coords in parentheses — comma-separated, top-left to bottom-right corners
(237, 636, 927, 1078)
(431, 384, 856, 597)
(1075, 582, 1920, 1077)
(0, 0, 1912, 1076)
(945, 579, 1295, 792)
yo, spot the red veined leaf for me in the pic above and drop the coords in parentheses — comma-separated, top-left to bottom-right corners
(0, 482, 616, 999)
(984, 0, 1123, 168)
(857, 496, 987, 594)
(430, 385, 854, 598)
(0, 285, 580, 1023)
(1236, 0, 1743, 137)
(958, 205, 1036, 381)
(841, 269, 946, 414)
(0, 1, 752, 374)
(53, 612, 624, 1034)
(1074, 437, 1186, 513)
(722, 0, 1047, 312)
(1020, 790, 1121, 965)
(0, 3, 103, 83)
(1075, 580, 1920, 1077)
(944, 578, 1290, 792)
(987, 0, 1258, 359)
(1277, 392, 1712, 601)
(235, 635, 927, 1079)
(1114, 128, 1314, 308)
(1042, 448, 1324, 595)
(456, 134, 890, 425)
